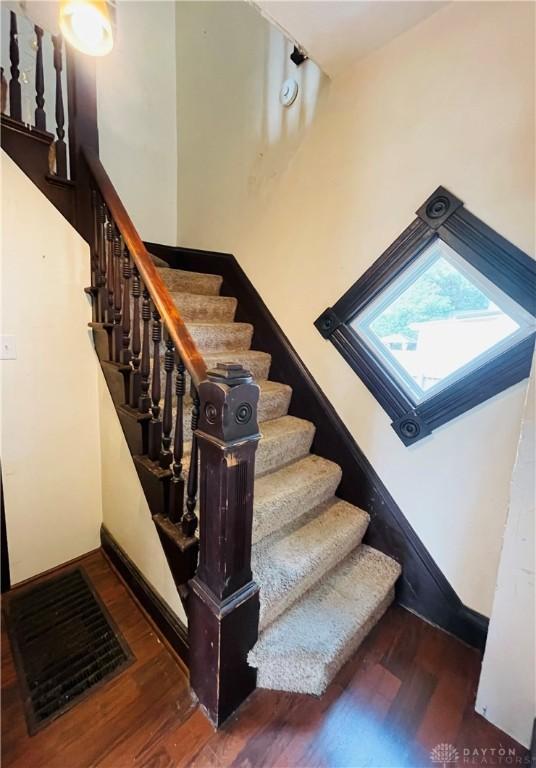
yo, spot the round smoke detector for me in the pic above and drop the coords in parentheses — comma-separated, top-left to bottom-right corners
(279, 78, 299, 108)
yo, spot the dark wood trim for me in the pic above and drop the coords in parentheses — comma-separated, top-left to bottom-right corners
(100, 525, 189, 665)
(146, 241, 489, 651)
(1, 466, 10, 594)
(314, 186, 536, 445)
(529, 719, 536, 762)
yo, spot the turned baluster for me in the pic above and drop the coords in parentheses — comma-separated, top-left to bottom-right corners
(51, 35, 67, 177)
(120, 247, 131, 364)
(183, 388, 200, 537)
(9, 12, 21, 121)
(96, 201, 107, 322)
(105, 219, 114, 324)
(148, 307, 162, 461)
(1, 68, 7, 115)
(34, 26, 46, 130)
(168, 357, 185, 523)
(129, 266, 142, 407)
(112, 229, 123, 361)
(138, 287, 151, 413)
(159, 335, 174, 470)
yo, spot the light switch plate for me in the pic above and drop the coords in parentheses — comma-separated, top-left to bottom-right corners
(1, 336, 17, 360)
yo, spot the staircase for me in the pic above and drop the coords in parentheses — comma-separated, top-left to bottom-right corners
(151, 253, 401, 696)
(1, 14, 401, 725)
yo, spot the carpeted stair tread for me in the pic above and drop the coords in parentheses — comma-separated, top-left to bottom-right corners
(169, 291, 237, 322)
(253, 499, 370, 630)
(174, 380, 293, 443)
(183, 415, 316, 479)
(249, 545, 401, 695)
(253, 455, 342, 544)
(156, 267, 223, 296)
(186, 321, 253, 353)
(256, 416, 315, 476)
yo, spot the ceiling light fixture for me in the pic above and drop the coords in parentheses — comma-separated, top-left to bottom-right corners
(59, 0, 115, 57)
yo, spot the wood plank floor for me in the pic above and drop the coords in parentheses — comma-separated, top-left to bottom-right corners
(1, 550, 527, 768)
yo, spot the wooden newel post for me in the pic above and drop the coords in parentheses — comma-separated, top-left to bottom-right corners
(189, 363, 261, 727)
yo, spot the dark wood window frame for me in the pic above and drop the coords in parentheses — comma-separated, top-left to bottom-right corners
(315, 186, 536, 446)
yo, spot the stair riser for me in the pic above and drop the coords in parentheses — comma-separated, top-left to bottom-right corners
(255, 425, 315, 477)
(157, 268, 222, 296)
(253, 469, 342, 544)
(256, 512, 369, 631)
(187, 323, 253, 353)
(170, 293, 237, 322)
(129, 295, 237, 324)
(171, 385, 293, 443)
(182, 422, 315, 481)
(254, 589, 395, 695)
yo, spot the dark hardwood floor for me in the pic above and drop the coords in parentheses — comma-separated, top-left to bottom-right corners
(1, 551, 527, 768)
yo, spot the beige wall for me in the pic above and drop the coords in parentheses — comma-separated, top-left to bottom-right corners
(97, 0, 178, 245)
(98, 373, 186, 624)
(176, 0, 328, 246)
(177, 1, 535, 617)
(476, 360, 536, 748)
(1, 152, 102, 583)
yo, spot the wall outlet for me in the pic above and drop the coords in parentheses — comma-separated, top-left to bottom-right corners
(1, 336, 17, 360)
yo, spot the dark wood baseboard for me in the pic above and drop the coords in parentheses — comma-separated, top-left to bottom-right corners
(146, 242, 489, 652)
(100, 525, 189, 665)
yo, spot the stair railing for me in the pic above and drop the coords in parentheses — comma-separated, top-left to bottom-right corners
(81, 146, 261, 726)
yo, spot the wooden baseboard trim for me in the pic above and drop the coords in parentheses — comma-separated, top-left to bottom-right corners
(146, 242, 490, 653)
(100, 526, 189, 665)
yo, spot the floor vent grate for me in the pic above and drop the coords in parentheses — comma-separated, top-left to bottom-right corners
(4, 567, 133, 733)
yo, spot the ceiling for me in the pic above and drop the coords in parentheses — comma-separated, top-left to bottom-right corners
(254, 1, 449, 77)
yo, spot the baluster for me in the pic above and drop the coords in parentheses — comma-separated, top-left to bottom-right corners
(106, 218, 114, 324)
(148, 307, 162, 461)
(129, 266, 142, 406)
(51, 35, 67, 177)
(183, 388, 200, 537)
(168, 357, 185, 522)
(138, 287, 151, 413)
(9, 12, 21, 121)
(34, 26, 45, 130)
(1, 68, 7, 115)
(120, 247, 131, 364)
(96, 200, 107, 322)
(112, 229, 123, 361)
(159, 335, 174, 470)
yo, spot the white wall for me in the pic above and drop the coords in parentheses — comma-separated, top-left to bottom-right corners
(176, 0, 328, 247)
(98, 373, 186, 624)
(97, 0, 178, 245)
(0, 152, 102, 583)
(177, 1, 535, 617)
(476, 361, 536, 748)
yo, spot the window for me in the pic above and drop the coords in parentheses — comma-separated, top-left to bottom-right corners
(315, 187, 536, 445)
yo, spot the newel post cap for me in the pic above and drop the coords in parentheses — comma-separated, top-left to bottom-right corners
(198, 363, 260, 443)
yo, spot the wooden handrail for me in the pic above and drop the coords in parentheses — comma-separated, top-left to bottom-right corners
(82, 145, 207, 389)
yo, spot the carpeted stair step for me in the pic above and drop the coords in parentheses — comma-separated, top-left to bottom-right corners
(174, 380, 293, 443)
(183, 415, 316, 479)
(169, 291, 237, 322)
(253, 499, 370, 630)
(186, 322, 253, 353)
(248, 545, 401, 695)
(253, 455, 342, 544)
(255, 416, 315, 476)
(156, 267, 223, 296)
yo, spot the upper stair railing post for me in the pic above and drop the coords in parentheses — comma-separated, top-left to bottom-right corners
(188, 363, 261, 727)
(66, 46, 98, 245)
